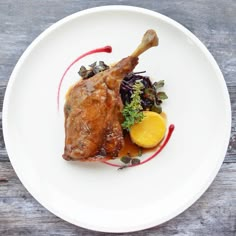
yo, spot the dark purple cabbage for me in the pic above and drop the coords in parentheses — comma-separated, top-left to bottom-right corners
(120, 72, 165, 113)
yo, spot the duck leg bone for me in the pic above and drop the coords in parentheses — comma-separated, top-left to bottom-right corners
(131, 29, 159, 58)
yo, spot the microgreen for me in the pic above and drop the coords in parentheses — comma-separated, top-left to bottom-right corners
(157, 92, 168, 100)
(122, 81, 144, 130)
(120, 156, 132, 164)
(153, 80, 164, 89)
(78, 61, 109, 79)
(131, 158, 141, 165)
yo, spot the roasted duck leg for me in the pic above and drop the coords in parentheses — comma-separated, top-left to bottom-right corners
(63, 29, 158, 161)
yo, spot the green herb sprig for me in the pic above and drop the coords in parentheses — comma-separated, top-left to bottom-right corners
(122, 81, 144, 130)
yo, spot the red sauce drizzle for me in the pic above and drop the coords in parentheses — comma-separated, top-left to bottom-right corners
(102, 124, 175, 168)
(57, 46, 112, 110)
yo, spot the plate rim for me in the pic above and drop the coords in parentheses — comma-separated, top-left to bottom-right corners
(2, 5, 232, 233)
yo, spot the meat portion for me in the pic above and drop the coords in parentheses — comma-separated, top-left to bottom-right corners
(63, 29, 158, 161)
(63, 57, 138, 161)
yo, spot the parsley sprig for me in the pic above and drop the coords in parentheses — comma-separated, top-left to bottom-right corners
(122, 81, 144, 130)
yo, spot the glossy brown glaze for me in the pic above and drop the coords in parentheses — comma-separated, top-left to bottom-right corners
(63, 57, 138, 161)
(63, 30, 158, 161)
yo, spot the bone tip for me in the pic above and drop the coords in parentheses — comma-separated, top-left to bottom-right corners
(143, 29, 159, 46)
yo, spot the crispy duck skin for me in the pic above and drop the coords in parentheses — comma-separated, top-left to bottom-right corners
(63, 30, 158, 161)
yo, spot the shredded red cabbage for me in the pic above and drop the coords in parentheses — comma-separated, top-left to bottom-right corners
(120, 72, 165, 113)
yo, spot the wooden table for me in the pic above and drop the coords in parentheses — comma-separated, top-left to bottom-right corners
(0, 1, 235, 235)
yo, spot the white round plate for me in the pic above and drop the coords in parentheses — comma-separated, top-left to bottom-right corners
(3, 6, 231, 233)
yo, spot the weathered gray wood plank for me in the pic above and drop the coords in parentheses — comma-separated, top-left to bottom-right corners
(0, 0, 236, 235)
(0, 162, 235, 235)
(0, 0, 236, 84)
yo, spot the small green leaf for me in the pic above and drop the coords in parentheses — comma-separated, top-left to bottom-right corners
(120, 156, 131, 164)
(144, 88, 155, 100)
(153, 80, 165, 89)
(78, 66, 94, 79)
(90, 61, 110, 74)
(138, 148, 143, 157)
(78, 66, 87, 77)
(131, 158, 141, 165)
(98, 61, 109, 69)
(151, 104, 162, 114)
(157, 92, 168, 100)
(89, 61, 97, 68)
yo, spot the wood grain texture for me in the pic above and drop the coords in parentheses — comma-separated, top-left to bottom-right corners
(0, 162, 235, 236)
(0, 0, 236, 235)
